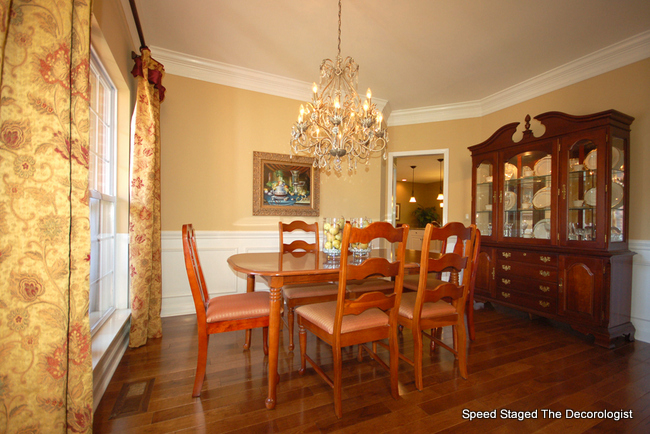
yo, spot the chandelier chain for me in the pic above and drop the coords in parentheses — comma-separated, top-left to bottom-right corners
(337, 0, 342, 58)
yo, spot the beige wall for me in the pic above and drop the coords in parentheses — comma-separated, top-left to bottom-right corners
(160, 56, 649, 240)
(160, 74, 384, 231)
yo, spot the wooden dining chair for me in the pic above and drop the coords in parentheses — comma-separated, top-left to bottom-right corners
(397, 222, 480, 390)
(182, 224, 271, 397)
(296, 222, 409, 418)
(402, 222, 479, 341)
(280, 221, 339, 351)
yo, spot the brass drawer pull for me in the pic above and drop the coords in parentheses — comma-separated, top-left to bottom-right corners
(539, 270, 551, 277)
(539, 301, 550, 308)
(539, 285, 550, 293)
(540, 256, 552, 263)
(502, 265, 511, 271)
(502, 252, 511, 258)
(501, 292, 511, 299)
(501, 278, 511, 285)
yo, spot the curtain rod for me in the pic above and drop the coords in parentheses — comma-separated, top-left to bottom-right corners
(129, 0, 147, 51)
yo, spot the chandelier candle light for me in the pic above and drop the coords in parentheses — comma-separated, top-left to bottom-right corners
(290, 0, 388, 172)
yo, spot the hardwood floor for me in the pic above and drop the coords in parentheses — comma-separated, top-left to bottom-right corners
(93, 304, 650, 433)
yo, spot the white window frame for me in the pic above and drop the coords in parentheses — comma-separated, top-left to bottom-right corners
(89, 47, 118, 335)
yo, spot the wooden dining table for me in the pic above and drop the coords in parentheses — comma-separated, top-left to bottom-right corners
(227, 248, 426, 410)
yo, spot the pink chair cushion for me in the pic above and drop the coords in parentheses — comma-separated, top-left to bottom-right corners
(283, 283, 339, 299)
(346, 279, 394, 293)
(403, 274, 444, 291)
(398, 291, 457, 320)
(206, 291, 270, 322)
(296, 301, 389, 334)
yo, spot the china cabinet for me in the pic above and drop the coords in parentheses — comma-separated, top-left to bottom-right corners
(469, 110, 635, 348)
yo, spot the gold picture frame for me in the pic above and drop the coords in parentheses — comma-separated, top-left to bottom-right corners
(253, 151, 320, 216)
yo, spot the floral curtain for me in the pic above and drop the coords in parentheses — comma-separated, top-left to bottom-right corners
(0, 1, 93, 433)
(128, 48, 165, 348)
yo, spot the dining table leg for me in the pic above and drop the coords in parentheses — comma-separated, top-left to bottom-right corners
(265, 278, 283, 409)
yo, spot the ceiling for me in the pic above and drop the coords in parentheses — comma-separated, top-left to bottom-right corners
(129, 0, 650, 182)
(133, 0, 650, 111)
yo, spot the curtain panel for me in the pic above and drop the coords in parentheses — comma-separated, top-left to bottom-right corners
(0, 0, 93, 433)
(128, 48, 165, 348)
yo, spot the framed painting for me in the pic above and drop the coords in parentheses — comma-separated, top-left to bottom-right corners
(253, 151, 320, 216)
(395, 203, 401, 221)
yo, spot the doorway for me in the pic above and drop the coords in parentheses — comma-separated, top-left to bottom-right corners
(386, 149, 449, 227)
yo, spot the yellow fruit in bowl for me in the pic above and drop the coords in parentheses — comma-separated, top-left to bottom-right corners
(324, 222, 331, 231)
(324, 241, 332, 250)
(358, 243, 368, 249)
(329, 225, 340, 235)
(332, 240, 341, 250)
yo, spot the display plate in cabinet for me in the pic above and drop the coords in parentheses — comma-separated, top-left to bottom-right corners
(496, 260, 558, 282)
(496, 273, 558, 297)
(504, 191, 517, 211)
(496, 289, 557, 314)
(611, 182, 624, 208)
(534, 156, 552, 176)
(584, 149, 598, 170)
(533, 187, 551, 209)
(496, 250, 557, 266)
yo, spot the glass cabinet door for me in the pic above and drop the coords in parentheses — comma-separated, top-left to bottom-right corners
(475, 160, 494, 237)
(610, 135, 626, 243)
(566, 139, 598, 243)
(502, 149, 552, 241)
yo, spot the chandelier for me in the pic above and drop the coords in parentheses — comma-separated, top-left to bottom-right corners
(290, 0, 388, 172)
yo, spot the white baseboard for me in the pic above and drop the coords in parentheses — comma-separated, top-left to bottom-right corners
(161, 231, 650, 343)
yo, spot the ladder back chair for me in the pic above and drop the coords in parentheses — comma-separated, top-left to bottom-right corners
(402, 222, 479, 340)
(280, 221, 339, 351)
(182, 224, 271, 397)
(296, 222, 409, 418)
(397, 222, 479, 390)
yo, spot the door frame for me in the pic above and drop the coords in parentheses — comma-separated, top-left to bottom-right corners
(386, 149, 450, 225)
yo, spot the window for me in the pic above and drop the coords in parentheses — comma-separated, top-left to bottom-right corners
(88, 48, 117, 333)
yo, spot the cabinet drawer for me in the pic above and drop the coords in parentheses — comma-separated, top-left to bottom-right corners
(496, 274, 558, 297)
(496, 260, 558, 282)
(496, 289, 557, 314)
(497, 249, 557, 266)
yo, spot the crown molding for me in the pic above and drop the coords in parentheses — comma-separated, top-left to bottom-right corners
(389, 30, 650, 126)
(150, 30, 648, 127)
(150, 46, 389, 113)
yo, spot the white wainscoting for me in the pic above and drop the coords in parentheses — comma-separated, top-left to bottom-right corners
(161, 231, 650, 343)
(161, 230, 316, 317)
(630, 240, 650, 343)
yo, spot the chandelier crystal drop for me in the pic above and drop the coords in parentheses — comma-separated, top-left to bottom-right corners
(290, 0, 388, 172)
